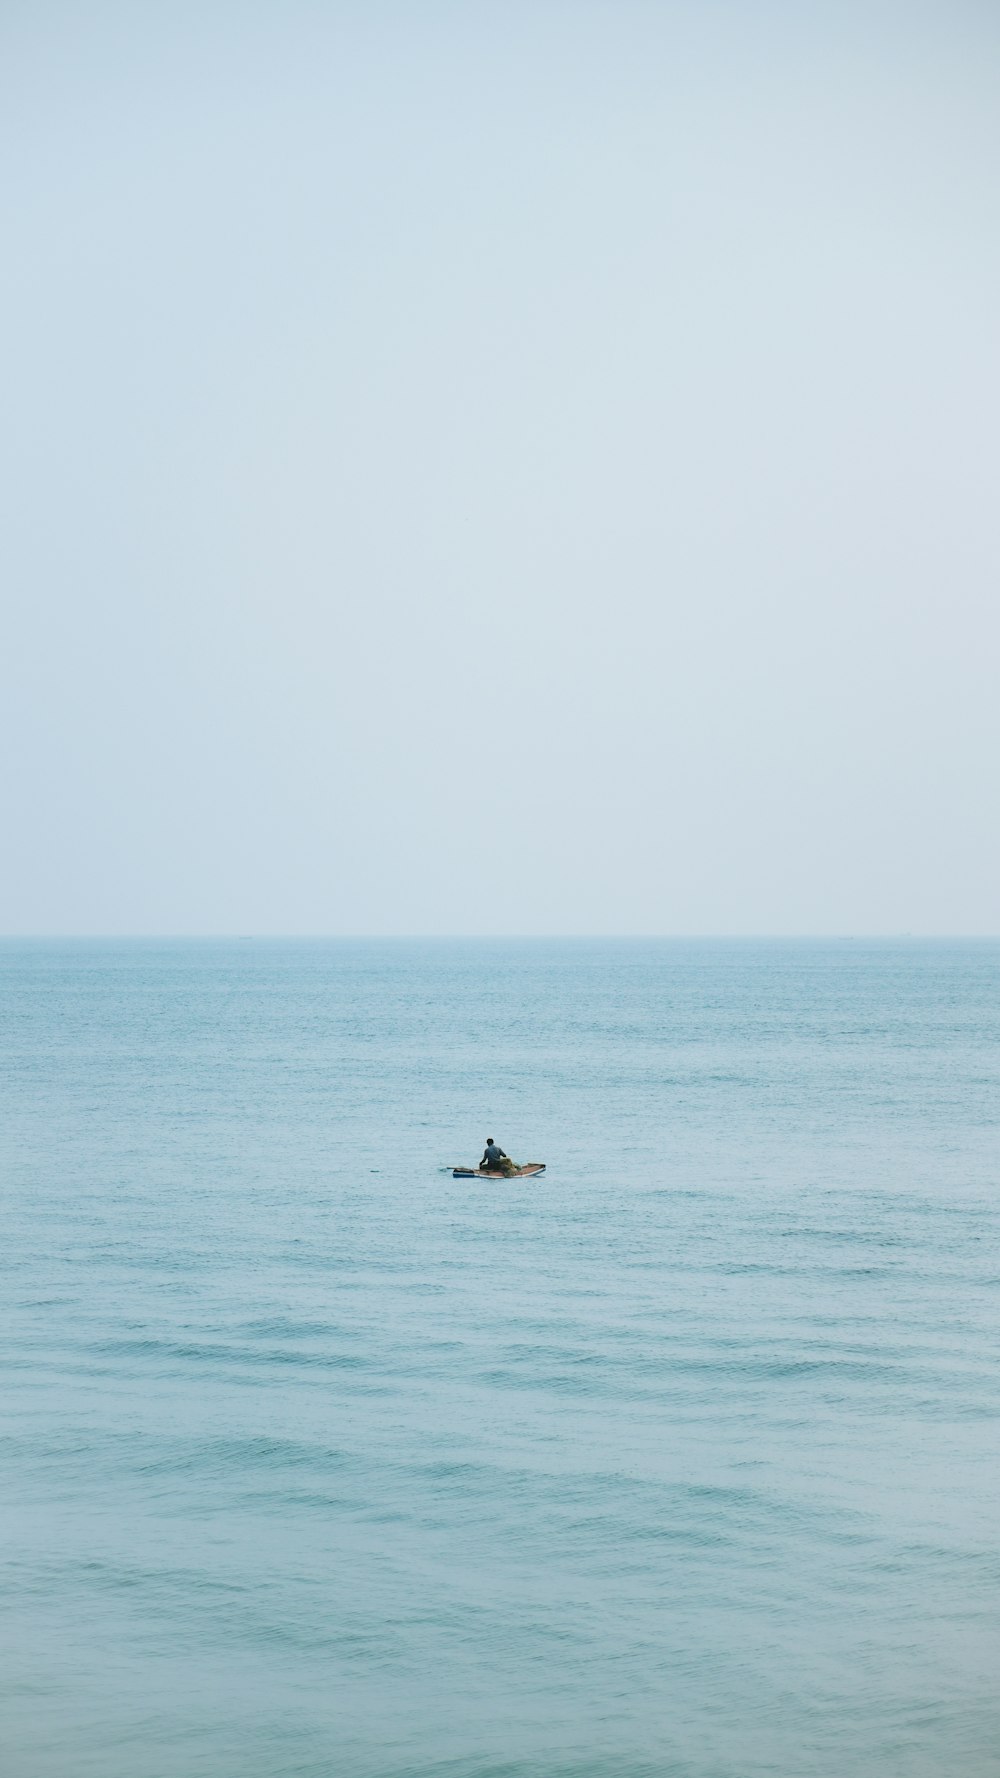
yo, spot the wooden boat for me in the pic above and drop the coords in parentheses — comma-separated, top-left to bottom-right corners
(452, 1163, 546, 1179)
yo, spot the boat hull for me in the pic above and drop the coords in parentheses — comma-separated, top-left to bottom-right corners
(453, 1163, 546, 1179)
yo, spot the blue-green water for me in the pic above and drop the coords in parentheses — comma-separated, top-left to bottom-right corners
(2, 938, 998, 1778)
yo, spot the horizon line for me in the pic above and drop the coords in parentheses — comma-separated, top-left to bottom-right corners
(1, 932, 998, 943)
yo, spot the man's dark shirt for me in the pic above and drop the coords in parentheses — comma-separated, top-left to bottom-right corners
(481, 1144, 506, 1169)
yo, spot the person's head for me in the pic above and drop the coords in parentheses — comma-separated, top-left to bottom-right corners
(486, 1137, 494, 1145)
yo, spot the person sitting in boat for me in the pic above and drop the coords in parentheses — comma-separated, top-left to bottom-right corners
(481, 1138, 516, 1176)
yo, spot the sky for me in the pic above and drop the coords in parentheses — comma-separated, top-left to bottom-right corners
(2, 0, 998, 935)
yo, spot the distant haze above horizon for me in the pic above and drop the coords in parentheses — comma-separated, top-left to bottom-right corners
(3, 1, 998, 936)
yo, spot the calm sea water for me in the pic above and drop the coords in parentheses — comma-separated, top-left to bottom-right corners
(1, 938, 998, 1778)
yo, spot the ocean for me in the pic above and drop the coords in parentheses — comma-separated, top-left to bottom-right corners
(1, 937, 998, 1778)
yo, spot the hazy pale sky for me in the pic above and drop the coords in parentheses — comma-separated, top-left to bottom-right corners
(3, 0, 998, 934)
